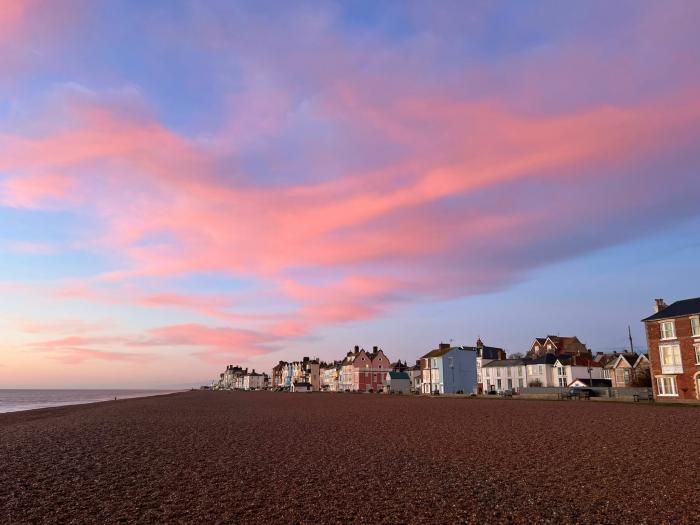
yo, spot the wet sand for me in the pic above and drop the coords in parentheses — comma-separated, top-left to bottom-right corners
(1, 391, 698, 524)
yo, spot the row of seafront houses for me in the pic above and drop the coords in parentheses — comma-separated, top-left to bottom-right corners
(211, 297, 700, 401)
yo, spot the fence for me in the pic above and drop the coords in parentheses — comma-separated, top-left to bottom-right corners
(518, 387, 653, 400)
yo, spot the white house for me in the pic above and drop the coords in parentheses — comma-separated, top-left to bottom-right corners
(482, 359, 527, 393)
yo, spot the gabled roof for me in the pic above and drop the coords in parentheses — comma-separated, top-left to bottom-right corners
(642, 297, 700, 321)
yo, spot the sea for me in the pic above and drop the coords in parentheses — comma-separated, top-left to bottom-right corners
(0, 389, 181, 414)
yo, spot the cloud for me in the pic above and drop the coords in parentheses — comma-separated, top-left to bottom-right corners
(27, 335, 153, 364)
(2, 1, 700, 366)
(134, 324, 280, 364)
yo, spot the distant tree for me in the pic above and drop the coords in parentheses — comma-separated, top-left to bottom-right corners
(528, 379, 543, 387)
(509, 352, 524, 359)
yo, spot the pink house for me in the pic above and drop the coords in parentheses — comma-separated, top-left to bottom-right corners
(352, 346, 391, 392)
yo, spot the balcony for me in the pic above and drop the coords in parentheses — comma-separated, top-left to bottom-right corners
(661, 363, 683, 374)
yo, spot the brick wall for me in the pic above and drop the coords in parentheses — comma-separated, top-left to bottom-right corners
(645, 316, 700, 400)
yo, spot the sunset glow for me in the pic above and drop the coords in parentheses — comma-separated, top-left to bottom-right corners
(1, 0, 699, 387)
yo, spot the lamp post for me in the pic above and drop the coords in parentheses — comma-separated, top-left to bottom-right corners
(588, 365, 593, 388)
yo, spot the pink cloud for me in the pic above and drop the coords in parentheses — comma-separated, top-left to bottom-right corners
(27, 335, 153, 364)
(0, 173, 75, 208)
(2, 1, 700, 367)
(18, 319, 108, 334)
(138, 324, 278, 363)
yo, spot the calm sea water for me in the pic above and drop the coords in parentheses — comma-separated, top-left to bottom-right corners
(0, 389, 180, 414)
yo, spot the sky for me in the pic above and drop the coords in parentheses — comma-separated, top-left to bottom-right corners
(1, 0, 699, 388)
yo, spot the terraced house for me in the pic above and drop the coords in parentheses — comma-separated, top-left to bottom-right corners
(643, 297, 700, 400)
(420, 343, 477, 394)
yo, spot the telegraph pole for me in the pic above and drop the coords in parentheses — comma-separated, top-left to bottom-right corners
(628, 325, 634, 353)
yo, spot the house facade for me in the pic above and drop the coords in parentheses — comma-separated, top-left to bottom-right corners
(464, 338, 506, 394)
(642, 297, 700, 400)
(384, 371, 411, 394)
(420, 343, 477, 394)
(352, 346, 391, 392)
(527, 336, 590, 358)
(482, 359, 526, 393)
(320, 361, 341, 391)
(602, 353, 651, 388)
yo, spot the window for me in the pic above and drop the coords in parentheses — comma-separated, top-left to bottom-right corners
(507, 367, 511, 377)
(656, 376, 678, 396)
(527, 365, 533, 375)
(692, 317, 700, 337)
(485, 369, 490, 378)
(496, 379, 502, 390)
(557, 367, 566, 376)
(660, 320, 676, 340)
(660, 344, 681, 366)
(695, 344, 700, 365)
(518, 378, 524, 388)
(547, 344, 553, 350)
(602, 369, 611, 379)
(538, 365, 544, 374)
(507, 379, 513, 389)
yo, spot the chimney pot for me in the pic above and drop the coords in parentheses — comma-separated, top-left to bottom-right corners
(655, 298, 667, 313)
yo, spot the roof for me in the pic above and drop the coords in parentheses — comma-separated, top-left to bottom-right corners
(569, 378, 612, 388)
(482, 358, 525, 368)
(387, 371, 409, 380)
(642, 297, 700, 321)
(421, 345, 476, 359)
(527, 354, 560, 365)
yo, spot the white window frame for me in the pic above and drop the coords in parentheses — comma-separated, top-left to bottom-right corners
(695, 343, 700, 365)
(660, 344, 682, 366)
(656, 376, 678, 396)
(660, 320, 676, 340)
(691, 316, 700, 337)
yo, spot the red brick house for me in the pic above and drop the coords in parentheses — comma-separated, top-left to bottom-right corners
(527, 336, 590, 358)
(642, 298, 700, 400)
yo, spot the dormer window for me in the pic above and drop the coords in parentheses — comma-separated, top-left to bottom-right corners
(660, 320, 676, 340)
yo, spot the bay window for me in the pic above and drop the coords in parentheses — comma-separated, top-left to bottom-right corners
(659, 344, 682, 374)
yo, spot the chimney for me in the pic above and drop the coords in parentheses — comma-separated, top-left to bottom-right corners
(439, 342, 451, 351)
(654, 298, 667, 313)
(373, 346, 378, 352)
(354, 345, 359, 352)
(476, 337, 484, 349)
